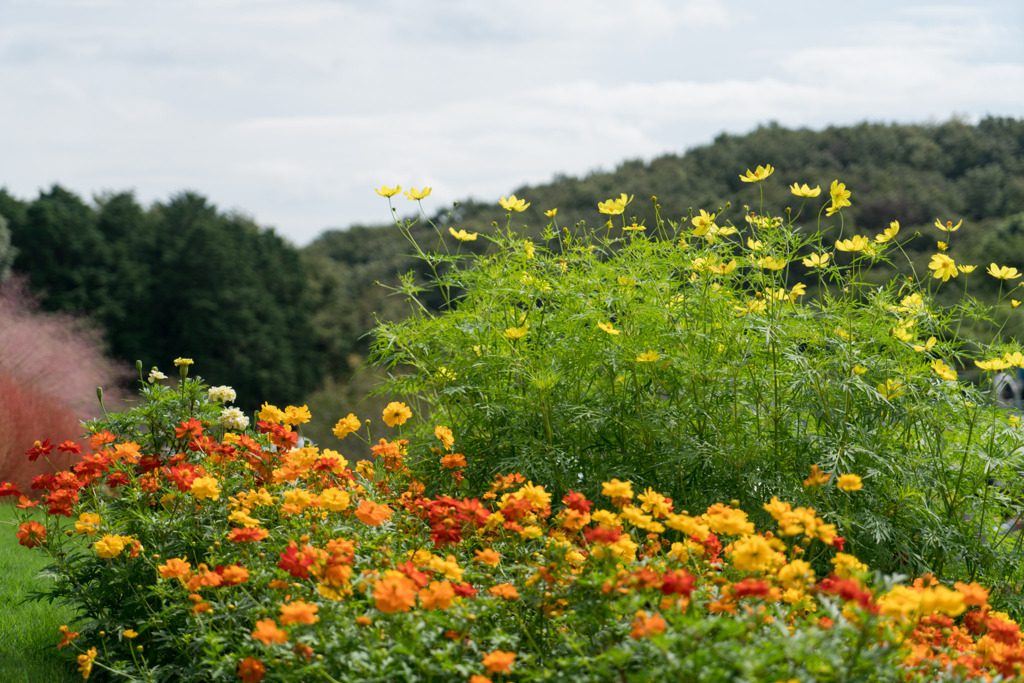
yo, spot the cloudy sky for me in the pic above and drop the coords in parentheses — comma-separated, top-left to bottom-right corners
(2, 0, 1022, 246)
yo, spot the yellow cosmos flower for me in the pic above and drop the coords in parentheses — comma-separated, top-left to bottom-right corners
(601, 479, 634, 499)
(931, 359, 957, 381)
(789, 182, 821, 197)
(747, 238, 763, 251)
(598, 193, 633, 215)
(976, 358, 1011, 371)
(835, 236, 870, 252)
(739, 164, 774, 183)
(934, 218, 963, 233)
(929, 254, 959, 281)
(960, 264, 977, 273)
(730, 534, 777, 572)
(875, 221, 899, 243)
(790, 283, 806, 300)
(937, 241, 948, 252)
(852, 365, 867, 375)
(1006, 351, 1024, 368)
(691, 209, 716, 235)
(597, 321, 620, 336)
(802, 252, 830, 268)
(636, 350, 660, 362)
(708, 259, 737, 275)
(382, 401, 412, 427)
(448, 227, 479, 242)
(504, 325, 529, 340)
(544, 208, 557, 217)
(826, 180, 852, 216)
(190, 476, 221, 501)
(623, 222, 645, 231)
(404, 187, 432, 200)
(1014, 300, 1022, 308)
(375, 185, 401, 198)
(499, 195, 530, 212)
(913, 336, 937, 352)
(836, 474, 863, 492)
(758, 256, 787, 270)
(988, 263, 1022, 280)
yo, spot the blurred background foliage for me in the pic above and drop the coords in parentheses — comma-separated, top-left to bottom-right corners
(2, 116, 1022, 454)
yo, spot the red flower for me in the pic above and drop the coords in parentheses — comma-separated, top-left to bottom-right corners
(832, 536, 846, 551)
(453, 582, 479, 598)
(732, 578, 770, 598)
(660, 569, 696, 597)
(26, 438, 54, 462)
(175, 418, 204, 440)
(227, 527, 270, 543)
(0, 481, 22, 497)
(58, 440, 82, 455)
(562, 490, 594, 514)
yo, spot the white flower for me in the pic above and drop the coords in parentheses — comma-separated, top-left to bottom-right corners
(219, 407, 249, 431)
(208, 386, 237, 403)
(148, 367, 167, 383)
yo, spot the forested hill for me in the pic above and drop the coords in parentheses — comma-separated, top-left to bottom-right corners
(2, 117, 1023, 427)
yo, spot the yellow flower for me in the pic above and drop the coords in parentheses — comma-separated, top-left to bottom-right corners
(802, 252, 830, 268)
(789, 182, 821, 197)
(931, 359, 957, 381)
(375, 185, 401, 198)
(836, 474, 863, 492)
(929, 254, 959, 281)
(259, 402, 286, 423)
(747, 238, 763, 251)
(691, 209, 716, 235)
(960, 264, 977, 273)
(826, 180, 852, 216)
(892, 323, 914, 342)
(636, 350, 660, 362)
(1004, 351, 1024, 368)
(937, 241, 948, 251)
(598, 193, 633, 215)
(333, 413, 361, 439)
(758, 256, 787, 270)
(739, 164, 774, 183)
(499, 195, 530, 212)
(523, 241, 535, 258)
(173, 357, 194, 367)
(913, 336, 937, 352)
(708, 259, 737, 275)
(790, 283, 806, 300)
(852, 365, 867, 375)
(94, 534, 130, 559)
(504, 325, 528, 340)
(448, 227, 479, 242)
(934, 218, 963, 233)
(282, 405, 311, 426)
(544, 208, 557, 218)
(976, 358, 1011, 371)
(730, 534, 777, 572)
(190, 476, 221, 501)
(123, 629, 138, 639)
(835, 235, 870, 252)
(434, 425, 454, 451)
(601, 479, 634, 500)
(404, 187, 432, 200)
(875, 221, 899, 243)
(78, 647, 97, 680)
(597, 321, 620, 336)
(988, 263, 1022, 280)
(382, 401, 412, 428)
(75, 513, 103, 536)
(623, 222, 645, 231)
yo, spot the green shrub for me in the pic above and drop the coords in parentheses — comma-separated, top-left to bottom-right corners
(371, 176, 1024, 612)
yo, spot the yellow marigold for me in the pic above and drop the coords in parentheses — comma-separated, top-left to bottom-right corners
(703, 503, 754, 536)
(516, 481, 552, 508)
(282, 405, 311, 426)
(601, 478, 634, 500)
(258, 402, 286, 423)
(831, 552, 869, 578)
(777, 560, 815, 588)
(190, 476, 221, 501)
(173, 357, 194, 367)
(919, 585, 966, 617)
(94, 534, 130, 559)
(382, 401, 412, 428)
(730, 534, 776, 572)
(75, 513, 103, 536)
(429, 554, 464, 582)
(504, 325, 529, 340)
(836, 474, 863, 492)
(333, 413, 361, 439)
(434, 425, 454, 451)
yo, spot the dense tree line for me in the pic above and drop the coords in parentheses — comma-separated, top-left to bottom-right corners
(2, 116, 1021, 442)
(0, 189, 323, 412)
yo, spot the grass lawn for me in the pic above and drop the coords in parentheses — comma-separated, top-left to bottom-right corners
(0, 504, 79, 683)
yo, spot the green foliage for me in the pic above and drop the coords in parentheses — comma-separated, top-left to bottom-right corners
(0, 188, 323, 412)
(371, 176, 1024, 612)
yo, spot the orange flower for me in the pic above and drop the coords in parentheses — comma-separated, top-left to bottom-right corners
(57, 625, 79, 648)
(469, 677, 493, 683)
(237, 657, 266, 683)
(434, 425, 455, 451)
(440, 452, 467, 469)
(221, 565, 250, 585)
(803, 464, 831, 487)
(355, 499, 393, 526)
(418, 580, 456, 610)
(482, 650, 516, 675)
(16, 520, 46, 549)
(474, 548, 501, 567)
(355, 616, 373, 626)
(77, 647, 97, 679)
(333, 412, 361, 439)
(488, 583, 519, 600)
(630, 610, 668, 639)
(279, 600, 319, 625)
(251, 619, 288, 645)
(227, 527, 270, 543)
(374, 573, 418, 614)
